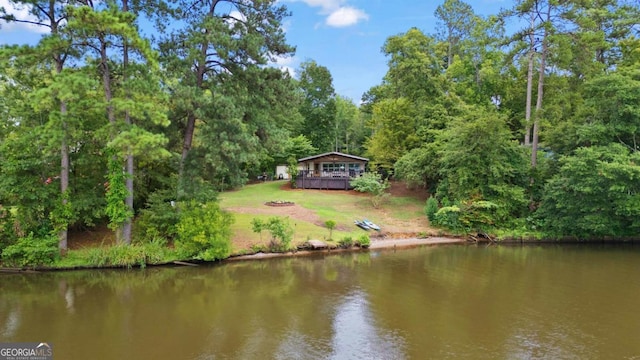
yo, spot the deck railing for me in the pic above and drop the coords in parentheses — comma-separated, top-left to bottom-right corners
(297, 170, 363, 178)
(295, 169, 365, 189)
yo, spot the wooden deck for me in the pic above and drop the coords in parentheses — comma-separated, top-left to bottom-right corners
(295, 169, 363, 190)
(295, 176, 353, 190)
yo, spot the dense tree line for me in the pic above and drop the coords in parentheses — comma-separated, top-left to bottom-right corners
(0, 0, 365, 260)
(0, 0, 639, 263)
(371, 0, 640, 238)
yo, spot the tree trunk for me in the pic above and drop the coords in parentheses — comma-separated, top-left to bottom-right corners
(524, 12, 535, 146)
(59, 99, 69, 253)
(179, 0, 219, 179)
(51, 3, 68, 253)
(100, 35, 122, 242)
(122, 153, 133, 244)
(100, 39, 115, 126)
(531, 6, 550, 169)
(447, 25, 454, 68)
(121, 0, 133, 245)
(181, 112, 197, 169)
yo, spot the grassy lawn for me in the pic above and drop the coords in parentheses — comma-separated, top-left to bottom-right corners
(219, 180, 435, 251)
(0, 181, 435, 269)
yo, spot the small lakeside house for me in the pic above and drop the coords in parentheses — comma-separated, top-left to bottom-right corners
(296, 152, 369, 190)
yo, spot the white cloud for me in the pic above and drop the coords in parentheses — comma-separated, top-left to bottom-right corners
(296, 0, 345, 12)
(281, 19, 292, 33)
(326, 6, 368, 27)
(224, 9, 248, 29)
(283, 0, 368, 28)
(228, 10, 247, 22)
(0, 0, 50, 34)
(270, 54, 297, 77)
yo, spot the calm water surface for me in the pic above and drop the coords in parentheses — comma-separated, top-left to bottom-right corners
(2, 244, 640, 359)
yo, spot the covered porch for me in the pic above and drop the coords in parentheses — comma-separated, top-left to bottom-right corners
(295, 152, 368, 190)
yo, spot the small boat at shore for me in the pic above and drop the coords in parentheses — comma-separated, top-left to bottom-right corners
(354, 219, 381, 231)
(363, 219, 381, 231)
(354, 220, 371, 230)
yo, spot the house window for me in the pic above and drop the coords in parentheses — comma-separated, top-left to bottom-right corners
(322, 163, 345, 172)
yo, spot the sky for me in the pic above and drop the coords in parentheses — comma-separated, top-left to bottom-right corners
(275, 0, 508, 102)
(0, 0, 510, 103)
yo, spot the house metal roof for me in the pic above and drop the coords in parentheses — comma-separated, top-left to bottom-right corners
(298, 152, 369, 163)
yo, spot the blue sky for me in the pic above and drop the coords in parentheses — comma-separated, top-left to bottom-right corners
(0, 0, 509, 103)
(277, 0, 509, 102)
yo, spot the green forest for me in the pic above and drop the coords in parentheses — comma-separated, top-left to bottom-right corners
(1, 0, 639, 265)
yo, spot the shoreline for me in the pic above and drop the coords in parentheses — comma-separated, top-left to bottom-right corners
(0, 236, 465, 273)
(227, 236, 465, 261)
(5, 236, 638, 272)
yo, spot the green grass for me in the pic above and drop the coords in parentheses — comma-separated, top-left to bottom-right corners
(219, 180, 431, 250)
(0, 181, 432, 269)
(53, 242, 179, 269)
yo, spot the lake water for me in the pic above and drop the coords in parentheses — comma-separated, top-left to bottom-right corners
(2, 244, 640, 359)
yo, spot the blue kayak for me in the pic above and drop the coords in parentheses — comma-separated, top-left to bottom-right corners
(362, 219, 381, 231)
(354, 220, 371, 231)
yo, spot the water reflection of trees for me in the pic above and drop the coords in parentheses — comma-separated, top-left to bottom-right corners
(4, 246, 639, 358)
(0, 253, 374, 359)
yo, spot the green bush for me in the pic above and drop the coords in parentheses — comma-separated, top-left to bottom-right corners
(350, 172, 390, 208)
(85, 244, 144, 268)
(338, 236, 353, 248)
(135, 190, 180, 243)
(270, 217, 294, 251)
(356, 234, 371, 248)
(425, 197, 439, 222)
(251, 217, 294, 251)
(457, 200, 499, 233)
(175, 201, 234, 261)
(78, 239, 174, 269)
(0, 206, 17, 252)
(433, 205, 463, 232)
(325, 220, 337, 240)
(432, 200, 500, 234)
(286, 157, 299, 188)
(1, 233, 59, 267)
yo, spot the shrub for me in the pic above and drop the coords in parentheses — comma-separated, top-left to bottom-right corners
(325, 220, 337, 240)
(251, 217, 294, 251)
(175, 201, 234, 261)
(286, 157, 299, 188)
(356, 234, 371, 248)
(1, 233, 59, 267)
(135, 190, 180, 243)
(432, 200, 499, 234)
(79, 239, 174, 269)
(433, 205, 463, 232)
(250, 243, 268, 253)
(269, 217, 294, 250)
(0, 206, 17, 252)
(350, 173, 390, 208)
(338, 236, 353, 248)
(457, 200, 499, 233)
(251, 218, 265, 242)
(425, 197, 439, 222)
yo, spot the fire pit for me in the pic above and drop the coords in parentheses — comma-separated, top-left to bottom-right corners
(265, 200, 295, 207)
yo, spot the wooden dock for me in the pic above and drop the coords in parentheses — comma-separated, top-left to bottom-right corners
(307, 240, 328, 249)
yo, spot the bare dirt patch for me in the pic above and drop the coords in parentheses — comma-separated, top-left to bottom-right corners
(226, 204, 323, 225)
(230, 181, 436, 241)
(68, 225, 115, 249)
(387, 181, 430, 201)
